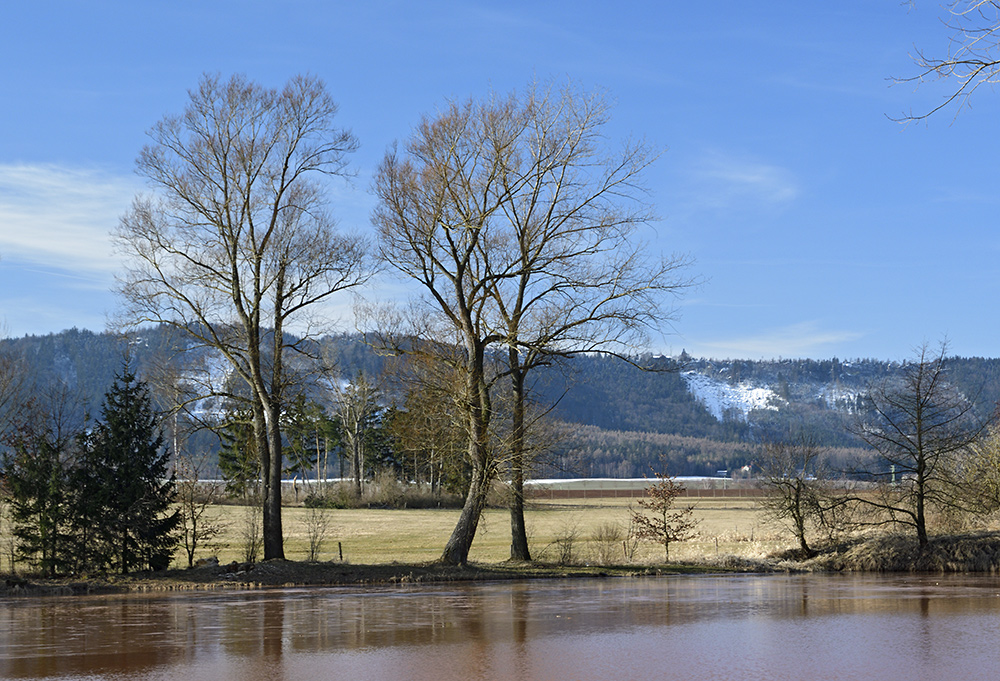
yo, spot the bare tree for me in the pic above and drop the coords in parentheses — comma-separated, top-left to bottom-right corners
(372, 83, 691, 565)
(175, 454, 226, 568)
(483, 82, 693, 560)
(630, 469, 698, 562)
(304, 505, 332, 561)
(115, 74, 373, 560)
(955, 425, 1000, 516)
(335, 373, 380, 498)
(897, 1, 1000, 120)
(372, 101, 512, 565)
(757, 435, 830, 557)
(849, 342, 991, 547)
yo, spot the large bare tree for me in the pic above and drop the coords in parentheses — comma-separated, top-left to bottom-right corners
(373, 99, 509, 565)
(115, 74, 372, 560)
(484, 83, 692, 560)
(372, 83, 690, 564)
(849, 342, 991, 547)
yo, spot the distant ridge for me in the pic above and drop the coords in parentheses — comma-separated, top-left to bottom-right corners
(4, 327, 998, 477)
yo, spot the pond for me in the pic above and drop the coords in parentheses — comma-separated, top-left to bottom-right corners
(2, 573, 1000, 680)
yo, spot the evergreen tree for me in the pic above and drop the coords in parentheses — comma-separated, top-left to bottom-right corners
(2, 420, 76, 576)
(283, 394, 322, 484)
(81, 366, 179, 573)
(1, 386, 87, 576)
(217, 405, 261, 501)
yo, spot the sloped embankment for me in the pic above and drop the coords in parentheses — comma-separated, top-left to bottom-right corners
(798, 532, 1000, 572)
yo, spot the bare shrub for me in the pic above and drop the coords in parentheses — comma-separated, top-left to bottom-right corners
(622, 506, 642, 562)
(176, 456, 227, 568)
(591, 522, 625, 565)
(304, 482, 358, 509)
(367, 470, 406, 508)
(239, 504, 263, 564)
(304, 506, 332, 562)
(550, 522, 582, 566)
(304, 478, 464, 510)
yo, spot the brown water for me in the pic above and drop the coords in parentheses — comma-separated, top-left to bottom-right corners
(2, 573, 1000, 680)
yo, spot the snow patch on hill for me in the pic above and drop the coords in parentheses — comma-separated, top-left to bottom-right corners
(682, 372, 781, 422)
(817, 384, 864, 411)
(182, 349, 232, 420)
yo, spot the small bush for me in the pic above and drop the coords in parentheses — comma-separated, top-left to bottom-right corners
(590, 522, 625, 565)
(304, 484, 357, 509)
(367, 470, 406, 508)
(238, 504, 263, 564)
(545, 522, 581, 566)
(304, 506, 332, 562)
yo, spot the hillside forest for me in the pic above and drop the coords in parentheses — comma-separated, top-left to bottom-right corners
(5, 327, 1000, 483)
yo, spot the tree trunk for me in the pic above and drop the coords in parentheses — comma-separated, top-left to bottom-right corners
(262, 400, 285, 561)
(509, 355, 531, 561)
(440, 345, 493, 566)
(352, 433, 363, 498)
(916, 495, 928, 548)
(441, 455, 492, 565)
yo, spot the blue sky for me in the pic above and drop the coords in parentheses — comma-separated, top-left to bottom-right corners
(1, 1, 997, 360)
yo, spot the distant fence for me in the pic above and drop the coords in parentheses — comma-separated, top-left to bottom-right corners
(524, 477, 764, 500)
(187, 477, 766, 500)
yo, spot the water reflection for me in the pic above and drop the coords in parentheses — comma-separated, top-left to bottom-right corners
(2, 574, 1000, 680)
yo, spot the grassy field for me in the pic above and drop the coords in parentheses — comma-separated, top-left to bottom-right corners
(184, 497, 787, 567)
(9, 494, 1000, 588)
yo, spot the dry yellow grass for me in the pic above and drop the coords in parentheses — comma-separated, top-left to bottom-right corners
(179, 496, 789, 567)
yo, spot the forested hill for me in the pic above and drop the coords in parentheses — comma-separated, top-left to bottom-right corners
(534, 353, 1000, 447)
(4, 328, 1000, 475)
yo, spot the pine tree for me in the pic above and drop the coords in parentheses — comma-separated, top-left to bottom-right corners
(81, 366, 179, 573)
(2, 420, 76, 576)
(218, 406, 261, 501)
(1, 388, 86, 577)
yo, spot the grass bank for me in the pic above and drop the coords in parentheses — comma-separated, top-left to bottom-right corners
(6, 497, 1000, 597)
(206, 497, 780, 566)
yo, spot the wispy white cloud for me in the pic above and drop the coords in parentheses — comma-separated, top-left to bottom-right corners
(693, 151, 799, 207)
(684, 321, 864, 360)
(673, 151, 799, 218)
(0, 163, 139, 276)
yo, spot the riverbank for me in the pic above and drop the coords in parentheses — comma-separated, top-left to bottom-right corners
(0, 560, 727, 598)
(7, 530, 1000, 598)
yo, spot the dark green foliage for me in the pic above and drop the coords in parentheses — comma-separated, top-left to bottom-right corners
(2, 370, 179, 575)
(2, 419, 76, 576)
(217, 407, 261, 500)
(534, 356, 734, 441)
(78, 367, 180, 573)
(362, 408, 402, 475)
(283, 394, 341, 484)
(541, 424, 874, 478)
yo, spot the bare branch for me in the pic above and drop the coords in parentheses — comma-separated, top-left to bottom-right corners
(895, 1, 1000, 121)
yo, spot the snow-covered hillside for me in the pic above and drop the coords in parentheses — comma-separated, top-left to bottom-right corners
(681, 371, 781, 422)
